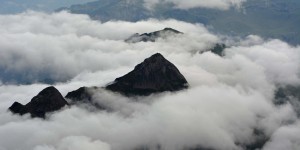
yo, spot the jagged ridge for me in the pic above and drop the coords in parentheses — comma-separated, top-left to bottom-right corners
(125, 28, 183, 43)
(9, 86, 68, 118)
(8, 53, 189, 116)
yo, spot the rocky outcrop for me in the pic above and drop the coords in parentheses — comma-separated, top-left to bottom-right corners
(65, 86, 108, 110)
(8, 53, 189, 115)
(125, 28, 182, 43)
(106, 53, 188, 96)
(9, 86, 68, 118)
(9, 102, 25, 115)
(210, 43, 226, 56)
(200, 43, 226, 56)
(65, 86, 97, 103)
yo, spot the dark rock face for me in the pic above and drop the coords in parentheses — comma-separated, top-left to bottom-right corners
(125, 28, 182, 43)
(65, 86, 98, 103)
(8, 102, 25, 115)
(106, 53, 188, 96)
(210, 43, 226, 56)
(9, 86, 68, 118)
(65, 86, 108, 110)
(7, 53, 188, 116)
(200, 43, 226, 57)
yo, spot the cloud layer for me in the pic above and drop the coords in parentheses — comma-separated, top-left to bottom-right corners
(0, 11, 217, 84)
(143, 0, 246, 10)
(0, 11, 300, 150)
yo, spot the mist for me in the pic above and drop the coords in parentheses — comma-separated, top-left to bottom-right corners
(143, 0, 246, 10)
(0, 11, 300, 150)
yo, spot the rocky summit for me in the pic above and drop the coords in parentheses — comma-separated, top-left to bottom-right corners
(8, 53, 189, 116)
(9, 86, 68, 118)
(65, 86, 96, 103)
(106, 53, 188, 96)
(65, 86, 108, 109)
(125, 28, 182, 43)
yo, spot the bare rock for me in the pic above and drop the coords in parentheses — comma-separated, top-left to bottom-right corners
(106, 53, 188, 96)
(9, 86, 68, 118)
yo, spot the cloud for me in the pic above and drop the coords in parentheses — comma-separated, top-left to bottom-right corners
(143, 0, 246, 10)
(226, 37, 300, 86)
(0, 11, 300, 150)
(33, 136, 111, 150)
(0, 11, 218, 84)
(263, 121, 300, 150)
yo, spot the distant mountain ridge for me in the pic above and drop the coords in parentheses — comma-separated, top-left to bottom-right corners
(0, 0, 95, 14)
(60, 0, 300, 45)
(58, 0, 150, 21)
(125, 27, 182, 43)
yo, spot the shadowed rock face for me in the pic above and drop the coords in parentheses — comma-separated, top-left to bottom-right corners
(65, 87, 96, 103)
(9, 86, 68, 118)
(125, 28, 183, 43)
(8, 53, 188, 116)
(65, 86, 107, 109)
(106, 53, 188, 96)
(199, 43, 226, 57)
(9, 102, 24, 115)
(210, 43, 226, 56)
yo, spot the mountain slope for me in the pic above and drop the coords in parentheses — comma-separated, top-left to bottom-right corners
(0, 0, 95, 14)
(61, 0, 151, 21)
(106, 53, 188, 96)
(9, 86, 68, 118)
(61, 0, 300, 45)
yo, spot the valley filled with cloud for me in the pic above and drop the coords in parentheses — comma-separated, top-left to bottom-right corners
(0, 10, 300, 150)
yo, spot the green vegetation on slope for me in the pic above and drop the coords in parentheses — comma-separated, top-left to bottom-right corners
(62, 0, 300, 45)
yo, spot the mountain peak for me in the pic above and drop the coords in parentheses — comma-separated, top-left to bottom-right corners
(148, 53, 165, 61)
(9, 86, 68, 118)
(132, 53, 168, 72)
(37, 86, 60, 97)
(106, 53, 188, 96)
(163, 27, 181, 33)
(125, 28, 182, 43)
(151, 52, 164, 57)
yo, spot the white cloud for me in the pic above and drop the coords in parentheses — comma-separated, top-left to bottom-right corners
(226, 38, 300, 86)
(263, 121, 300, 150)
(0, 11, 218, 84)
(0, 11, 299, 150)
(144, 0, 246, 10)
(33, 136, 111, 150)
